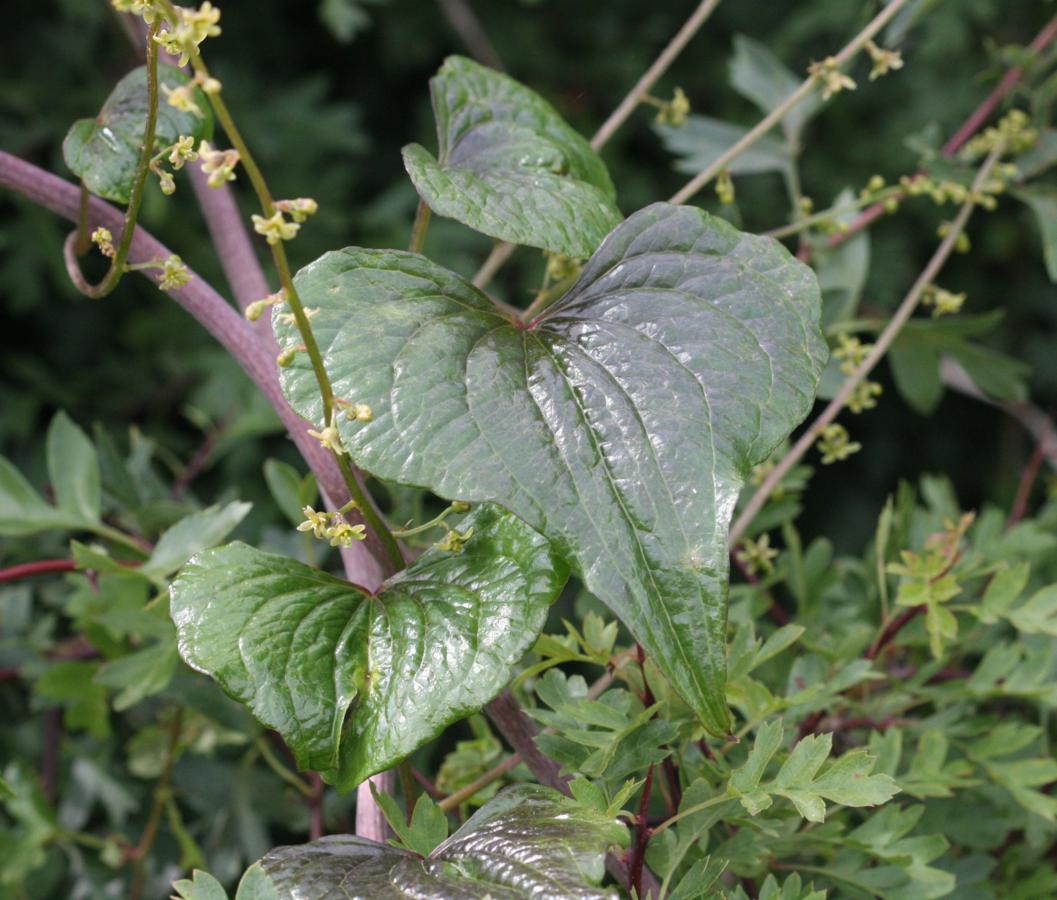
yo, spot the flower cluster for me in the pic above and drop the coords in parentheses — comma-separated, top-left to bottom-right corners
(111, 0, 157, 23)
(653, 87, 691, 127)
(715, 170, 735, 205)
(962, 109, 1037, 160)
(199, 141, 240, 188)
(296, 506, 366, 548)
(436, 527, 474, 554)
(816, 423, 861, 465)
(149, 135, 198, 195)
(808, 57, 856, 101)
(735, 533, 778, 577)
(252, 200, 318, 245)
(158, 255, 191, 289)
(155, 2, 222, 66)
(244, 290, 286, 322)
(922, 284, 966, 318)
(335, 398, 374, 422)
(864, 39, 904, 81)
(307, 417, 345, 454)
(832, 335, 883, 413)
(91, 227, 115, 258)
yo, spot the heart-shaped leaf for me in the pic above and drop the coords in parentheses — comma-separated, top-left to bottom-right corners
(169, 505, 565, 788)
(402, 55, 621, 258)
(64, 64, 213, 204)
(277, 203, 826, 734)
(252, 785, 627, 899)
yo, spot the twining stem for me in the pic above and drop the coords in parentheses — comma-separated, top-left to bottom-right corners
(589, 0, 722, 150)
(168, 24, 404, 573)
(828, 11, 1057, 250)
(0, 559, 77, 584)
(669, 0, 912, 205)
(256, 737, 314, 798)
(728, 140, 1007, 546)
(64, 18, 161, 299)
(765, 187, 902, 240)
(128, 708, 183, 900)
(471, 0, 722, 291)
(75, 183, 91, 254)
(437, 754, 522, 812)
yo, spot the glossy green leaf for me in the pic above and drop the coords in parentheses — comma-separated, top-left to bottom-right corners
(254, 785, 627, 899)
(402, 55, 620, 258)
(63, 64, 213, 204)
(277, 202, 826, 733)
(46, 411, 101, 524)
(170, 505, 565, 788)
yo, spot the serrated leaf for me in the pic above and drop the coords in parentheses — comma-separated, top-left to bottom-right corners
(141, 501, 252, 580)
(0, 455, 88, 536)
(977, 561, 1030, 624)
(172, 869, 230, 900)
(667, 855, 727, 900)
(402, 55, 620, 258)
(731, 720, 784, 794)
(372, 787, 448, 857)
(277, 203, 825, 734)
(170, 505, 566, 788)
(811, 750, 900, 808)
(46, 412, 101, 524)
(254, 785, 627, 898)
(1008, 584, 1057, 636)
(63, 64, 213, 204)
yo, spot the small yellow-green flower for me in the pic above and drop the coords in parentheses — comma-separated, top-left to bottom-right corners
(809, 57, 856, 100)
(252, 211, 300, 245)
(158, 255, 191, 290)
(864, 40, 904, 81)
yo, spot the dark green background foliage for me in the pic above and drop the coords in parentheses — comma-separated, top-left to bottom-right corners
(3, 1, 1057, 897)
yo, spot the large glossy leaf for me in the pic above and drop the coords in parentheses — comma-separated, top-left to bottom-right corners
(169, 505, 565, 788)
(277, 203, 826, 734)
(402, 55, 620, 258)
(253, 785, 627, 899)
(63, 64, 213, 204)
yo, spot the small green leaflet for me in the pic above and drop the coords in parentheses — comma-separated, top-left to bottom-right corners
(170, 505, 566, 789)
(403, 55, 621, 258)
(277, 203, 826, 734)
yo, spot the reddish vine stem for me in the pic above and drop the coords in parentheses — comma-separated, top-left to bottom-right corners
(865, 605, 925, 661)
(829, 11, 1057, 251)
(0, 559, 77, 584)
(628, 764, 655, 899)
(1007, 440, 1048, 527)
(308, 773, 325, 840)
(128, 708, 183, 900)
